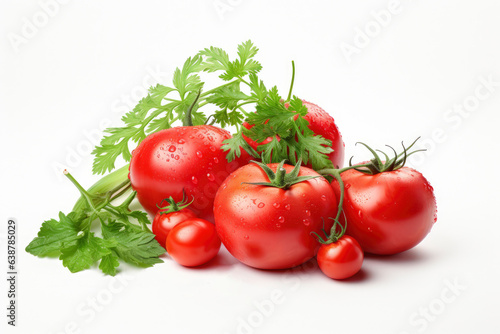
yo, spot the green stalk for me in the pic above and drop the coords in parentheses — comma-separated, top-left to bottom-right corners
(72, 165, 130, 213)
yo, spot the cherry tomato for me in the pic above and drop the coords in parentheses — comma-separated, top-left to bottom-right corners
(332, 167, 437, 255)
(317, 235, 364, 280)
(166, 218, 221, 267)
(129, 125, 252, 222)
(152, 208, 197, 248)
(214, 161, 338, 270)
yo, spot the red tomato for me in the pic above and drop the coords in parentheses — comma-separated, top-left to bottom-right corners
(332, 167, 437, 255)
(166, 218, 221, 267)
(214, 162, 338, 270)
(317, 235, 364, 280)
(152, 208, 197, 248)
(129, 125, 252, 222)
(242, 100, 345, 168)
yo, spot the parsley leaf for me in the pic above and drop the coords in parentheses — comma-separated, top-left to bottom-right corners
(99, 253, 121, 276)
(199, 40, 262, 81)
(221, 131, 259, 161)
(102, 221, 164, 268)
(59, 233, 117, 273)
(234, 90, 334, 170)
(25, 212, 83, 257)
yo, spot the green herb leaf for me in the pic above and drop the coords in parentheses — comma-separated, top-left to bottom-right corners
(238, 90, 334, 170)
(101, 221, 165, 268)
(199, 40, 262, 81)
(99, 253, 121, 276)
(25, 212, 83, 257)
(59, 233, 117, 273)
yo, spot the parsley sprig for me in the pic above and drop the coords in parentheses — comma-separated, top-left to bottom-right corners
(26, 168, 164, 276)
(92, 40, 264, 175)
(222, 84, 335, 171)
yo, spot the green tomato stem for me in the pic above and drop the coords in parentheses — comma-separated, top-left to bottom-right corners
(286, 60, 296, 102)
(316, 163, 372, 243)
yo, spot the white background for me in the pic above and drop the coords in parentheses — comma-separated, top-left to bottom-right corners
(1, 1, 500, 333)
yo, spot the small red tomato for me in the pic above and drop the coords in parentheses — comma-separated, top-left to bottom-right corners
(166, 218, 221, 267)
(152, 208, 197, 248)
(317, 236, 364, 280)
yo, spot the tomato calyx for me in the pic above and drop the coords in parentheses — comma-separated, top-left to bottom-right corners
(244, 159, 320, 189)
(348, 137, 425, 175)
(312, 217, 346, 245)
(156, 189, 194, 214)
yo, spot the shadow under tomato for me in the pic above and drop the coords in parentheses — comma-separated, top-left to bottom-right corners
(364, 248, 429, 263)
(182, 252, 240, 271)
(248, 257, 320, 276)
(337, 268, 370, 283)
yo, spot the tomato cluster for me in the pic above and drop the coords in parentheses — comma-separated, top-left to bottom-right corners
(131, 102, 437, 280)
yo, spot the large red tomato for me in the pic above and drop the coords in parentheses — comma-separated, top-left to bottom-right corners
(332, 167, 437, 255)
(214, 162, 338, 270)
(242, 100, 345, 168)
(129, 125, 252, 223)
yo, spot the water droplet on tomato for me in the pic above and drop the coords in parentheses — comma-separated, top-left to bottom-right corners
(273, 203, 280, 209)
(305, 210, 311, 216)
(207, 173, 215, 181)
(278, 216, 285, 223)
(358, 210, 363, 218)
(178, 139, 185, 144)
(213, 157, 219, 163)
(321, 195, 327, 201)
(210, 146, 216, 152)
(285, 204, 291, 210)
(303, 219, 310, 226)
(168, 145, 176, 152)
(258, 202, 265, 208)
(196, 151, 203, 158)
(174, 155, 179, 160)
(156, 154, 160, 158)
(345, 183, 351, 189)
(276, 223, 281, 228)
(191, 176, 198, 184)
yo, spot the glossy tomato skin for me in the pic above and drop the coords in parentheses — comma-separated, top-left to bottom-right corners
(214, 163, 338, 270)
(152, 208, 197, 248)
(317, 236, 364, 280)
(129, 126, 252, 223)
(242, 100, 345, 168)
(332, 167, 437, 255)
(166, 218, 221, 267)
